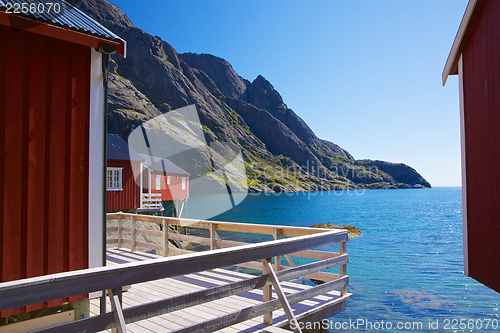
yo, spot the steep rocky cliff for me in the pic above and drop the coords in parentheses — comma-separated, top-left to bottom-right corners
(77, 0, 431, 192)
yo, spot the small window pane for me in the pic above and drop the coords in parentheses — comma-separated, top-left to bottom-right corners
(156, 175, 161, 190)
(107, 168, 122, 190)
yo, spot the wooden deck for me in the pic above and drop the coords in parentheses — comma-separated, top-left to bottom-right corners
(0, 214, 350, 333)
(91, 248, 350, 332)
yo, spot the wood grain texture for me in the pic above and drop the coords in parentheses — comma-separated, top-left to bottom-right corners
(107, 160, 141, 211)
(461, 0, 500, 293)
(262, 259, 300, 333)
(1, 31, 90, 316)
(0, 310, 75, 333)
(108, 289, 127, 333)
(41, 249, 350, 333)
(0, 229, 347, 311)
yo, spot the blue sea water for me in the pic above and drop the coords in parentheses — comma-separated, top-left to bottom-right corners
(186, 187, 499, 332)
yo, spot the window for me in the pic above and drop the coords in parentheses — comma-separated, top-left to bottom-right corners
(167, 176, 171, 185)
(107, 168, 122, 190)
(182, 177, 186, 190)
(156, 175, 161, 190)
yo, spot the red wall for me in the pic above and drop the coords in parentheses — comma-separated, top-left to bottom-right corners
(0, 26, 90, 316)
(150, 173, 189, 201)
(461, 0, 500, 293)
(106, 160, 141, 211)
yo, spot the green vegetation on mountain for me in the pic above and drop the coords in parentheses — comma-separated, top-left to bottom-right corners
(77, 0, 431, 193)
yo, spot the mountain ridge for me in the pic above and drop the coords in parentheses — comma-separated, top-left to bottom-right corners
(77, 0, 431, 192)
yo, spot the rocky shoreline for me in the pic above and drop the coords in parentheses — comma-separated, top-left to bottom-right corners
(247, 182, 429, 193)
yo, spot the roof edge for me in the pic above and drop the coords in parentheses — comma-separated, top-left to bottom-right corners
(0, 10, 126, 56)
(442, 0, 483, 85)
(150, 170, 191, 177)
(139, 153, 191, 176)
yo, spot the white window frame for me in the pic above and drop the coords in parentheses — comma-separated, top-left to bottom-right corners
(107, 167, 123, 191)
(167, 175, 171, 185)
(156, 175, 161, 190)
(182, 177, 186, 190)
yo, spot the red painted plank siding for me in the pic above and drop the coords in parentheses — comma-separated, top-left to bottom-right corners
(46, 37, 69, 309)
(2, 24, 25, 317)
(461, 0, 500, 293)
(0, 27, 91, 316)
(68, 42, 91, 303)
(25, 32, 48, 313)
(106, 160, 141, 211)
(150, 173, 189, 201)
(0, 17, 5, 314)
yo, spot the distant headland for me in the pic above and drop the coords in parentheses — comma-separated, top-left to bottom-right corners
(76, 0, 431, 193)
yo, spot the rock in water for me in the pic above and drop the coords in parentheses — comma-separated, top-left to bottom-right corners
(311, 224, 362, 237)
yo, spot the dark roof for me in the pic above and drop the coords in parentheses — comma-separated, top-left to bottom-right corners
(0, 0, 123, 42)
(139, 154, 190, 176)
(107, 134, 144, 161)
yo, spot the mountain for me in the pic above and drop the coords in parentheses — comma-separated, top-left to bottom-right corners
(76, 0, 431, 193)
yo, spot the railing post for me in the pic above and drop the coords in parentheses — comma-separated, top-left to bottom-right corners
(273, 228, 282, 272)
(340, 241, 347, 296)
(117, 214, 123, 248)
(209, 223, 217, 250)
(163, 219, 169, 257)
(262, 258, 273, 325)
(108, 288, 127, 333)
(262, 258, 302, 333)
(131, 216, 137, 252)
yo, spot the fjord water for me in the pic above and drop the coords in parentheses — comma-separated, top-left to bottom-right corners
(187, 187, 499, 332)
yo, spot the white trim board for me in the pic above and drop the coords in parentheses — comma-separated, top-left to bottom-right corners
(88, 49, 105, 276)
(442, 0, 481, 85)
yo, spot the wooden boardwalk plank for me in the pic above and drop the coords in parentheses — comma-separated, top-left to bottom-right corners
(88, 249, 348, 333)
(122, 298, 185, 331)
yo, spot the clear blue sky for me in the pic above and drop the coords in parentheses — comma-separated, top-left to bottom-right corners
(111, 0, 468, 186)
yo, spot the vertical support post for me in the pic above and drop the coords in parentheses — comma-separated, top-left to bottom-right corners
(178, 200, 185, 219)
(262, 258, 302, 333)
(131, 216, 137, 252)
(139, 163, 144, 209)
(184, 198, 188, 218)
(108, 288, 127, 333)
(209, 223, 217, 250)
(117, 214, 123, 248)
(163, 219, 169, 257)
(148, 169, 152, 195)
(262, 259, 273, 325)
(100, 291, 106, 315)
(340, 241, 347, 296)
(273, 228, 282, 272)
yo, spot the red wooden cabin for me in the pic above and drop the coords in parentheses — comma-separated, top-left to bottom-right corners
(106, 134, 144, 212)
(106, 135, 190, 214)
(443, 0, 500, 293)
(0, 0, 125, 321)
(140, 154, 190, 216)
(140, 154, 190, 201)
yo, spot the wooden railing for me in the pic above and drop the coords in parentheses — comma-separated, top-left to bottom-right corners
(0, 213, 350, 333)
(140, 193, 163, 210)
(106, 213, 347, 285)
